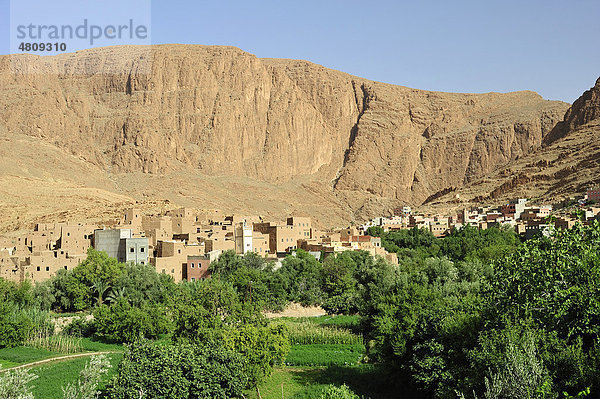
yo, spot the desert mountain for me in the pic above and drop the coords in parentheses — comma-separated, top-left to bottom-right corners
(0, 45, 570, 229)
(428, 77, 600, 210)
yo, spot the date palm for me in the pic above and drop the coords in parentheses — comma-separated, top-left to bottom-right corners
(92, 279, 111, 307)
(106, 287, 127, 304)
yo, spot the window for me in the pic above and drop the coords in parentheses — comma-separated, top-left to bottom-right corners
(130, 248, 134, 253)
(140, 247, 145, 253)
(171, 269, 175, 273)
(191, 278, 196, 282)
(67, 232, 70, 237)
(191, 263, 195, 268)
(140, 262, 144, 265)
(45, 266, 49, 271)
(64, 266, 67, 270)
(36, 266, 40, 271)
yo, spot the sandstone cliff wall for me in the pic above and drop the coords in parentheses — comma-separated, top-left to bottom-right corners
(0, 45, 569, 207)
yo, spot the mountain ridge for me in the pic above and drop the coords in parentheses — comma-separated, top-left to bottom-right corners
(0, 44, 573, 228)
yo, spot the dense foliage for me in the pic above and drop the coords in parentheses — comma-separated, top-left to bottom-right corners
(3, 222, 600, 398)
(106, 341, 248, 399)
(359, 222, 600, 398)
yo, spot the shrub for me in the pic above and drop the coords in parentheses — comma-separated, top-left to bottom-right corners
(0, 303, 33, 348)
(62, 316, 95, 338)
(318, 384, 360, 399)
(222, 323, 290, 385)
(0, 365, 38, 399)
(106, 341, 248, 399)
(93, 300, 170, 343)
(62, 354, 112, 399)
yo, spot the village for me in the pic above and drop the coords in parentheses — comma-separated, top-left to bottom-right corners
(1, 189, 600, 285)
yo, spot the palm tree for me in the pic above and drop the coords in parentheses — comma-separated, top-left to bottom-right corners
(105, 287, 127, 304)
(92, 279, 111, 307)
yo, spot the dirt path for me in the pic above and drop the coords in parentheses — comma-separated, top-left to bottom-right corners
(264, 302, 327, 318)
(0, 351, 117, 373)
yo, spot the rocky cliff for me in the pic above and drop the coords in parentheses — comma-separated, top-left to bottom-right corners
(0, 45, 570, 226)
(543, 77, 600, 145)
(427, 76, 600, 210)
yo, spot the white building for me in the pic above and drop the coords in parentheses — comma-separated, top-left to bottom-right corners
(234, 223, 253, 254)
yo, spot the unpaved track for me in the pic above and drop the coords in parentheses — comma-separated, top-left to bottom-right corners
(0, 351, 118, 372)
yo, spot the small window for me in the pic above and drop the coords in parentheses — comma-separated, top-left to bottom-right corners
(191, 278, 196, 282)
(171, 269, 175, 273)
(36, 266, 40, 271)
(45, 266, 49, 271)
(130, 247, 134, 253)
(178, 249, 181, 254)
(64, 266, 67, 270)
(141, 261, 144, 265)
(67, 232, 70, 237)
(191, 263, 195, 268)
(140, 247, 145, 253)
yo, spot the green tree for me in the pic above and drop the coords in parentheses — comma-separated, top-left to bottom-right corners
(278, 250, 324, 306)
(93, 299, 169, 343)
(222, 323, 290, 385)
(106, 341, 249, 399)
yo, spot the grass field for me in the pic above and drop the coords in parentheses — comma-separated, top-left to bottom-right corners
(29, 353, 123, 399)
(0, 338, 123, 370)
(286, 344, 365, 366)
(79, 337, 124, 352)
(0, 346, 59, 369)
(246, 365, 396, 399)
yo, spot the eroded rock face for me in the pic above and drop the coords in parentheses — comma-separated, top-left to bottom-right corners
(426, 76, 600, 211)
(543, 77, 600, 145)
(0, 45, 569, 208)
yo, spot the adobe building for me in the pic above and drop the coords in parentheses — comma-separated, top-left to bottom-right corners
(501, 199, 528, 220)
(252, 231, 270, 255)
(152, 240, 204, 282)
(287, 217, 312, 240)
(184, 255, 211, 282)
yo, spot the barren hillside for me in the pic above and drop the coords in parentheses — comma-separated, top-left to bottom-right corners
(427, 77, 600, 211)
(0, 45, 572, 229)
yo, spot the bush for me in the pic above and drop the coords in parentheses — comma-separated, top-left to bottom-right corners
(62, 316, 95, 338)
(0, 302, 33, 348)
(222, 323, 290, 385)
(106, 341, 248, 399)
(0, 365, 37, 399)
(93, 300, 170, 343)
(318, 384, 360, 399)
(62, 354, 112, 399)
